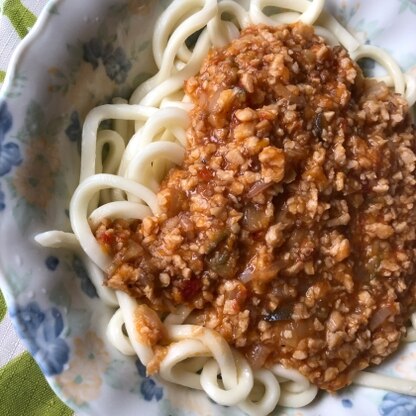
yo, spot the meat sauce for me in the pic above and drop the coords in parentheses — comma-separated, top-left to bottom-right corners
(96, 23, 416, 390)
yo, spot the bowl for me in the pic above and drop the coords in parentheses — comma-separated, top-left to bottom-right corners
(1, 0, 416, 415)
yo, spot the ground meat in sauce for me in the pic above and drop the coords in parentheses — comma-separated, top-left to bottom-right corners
(95, 22, 416, 391)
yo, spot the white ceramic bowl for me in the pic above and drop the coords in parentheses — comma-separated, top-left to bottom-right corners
(1, 0, 416, 415)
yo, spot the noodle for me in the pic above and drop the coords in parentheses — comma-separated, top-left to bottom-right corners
(35, 1, 416, 415)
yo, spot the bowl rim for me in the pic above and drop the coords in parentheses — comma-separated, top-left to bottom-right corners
(0, 0, 59, 100)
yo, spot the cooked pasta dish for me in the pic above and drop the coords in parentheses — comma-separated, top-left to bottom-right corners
(36, 0, 416, 414)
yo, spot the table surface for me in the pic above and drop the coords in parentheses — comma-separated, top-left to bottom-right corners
(0, 2, 77, 415)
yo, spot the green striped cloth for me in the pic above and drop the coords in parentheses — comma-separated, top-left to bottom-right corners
(0, 2, 73, 415)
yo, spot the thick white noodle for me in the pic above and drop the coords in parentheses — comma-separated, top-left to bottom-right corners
(89, 201, 152, 229)
(272, 365, 318, 407)
(120, 296, 255, 406)
(35, 231, 117, 306)
(70, 174, 159, 270)
(316, 11, 360, 52)
(405, 313, 416, 342)
(350, 45, 405, 95)
(273, 364, 310, 392)
(167, 325, 239, 386)
(153, 0, 206, 68)
(116, 291, 154, 365)
(130, 0, 217, 104)
(179, 357, 209, 373)
(238, 369, 281, 416)
(156, 0, 217, 81)
(133, 30, 211, 107)
(126, 141, 185, 188)
(249, 0, 325, 26)
(405, 74, 416, 107)
(208, 19, 240, 47)
(298, 0, 325, 24)
(106, 308, 136, 356)
(404, 327, 416, 343)
(95, 129, 126, 206)
(159, 339, 210, 389)
(207, 0, 251, 47)
(314, 25, 339, 46)
(166, 324, 255, 405)
(277, 382, 318, 408)
(269, 11, 301, 24)
(81, 104, 157, 181)
(200, 352, 254, 406)
(112, 97, 130, 143)
(121, 107, 189, 173)
(176, 44, 192, 66)
(160, 98, 194, 112)
(96, 130, 126, 176)
(354, 371, 416, 396)
(35, 230, 80, 251)
(218, 0, 252, 29)
(412, 313, 416, 329)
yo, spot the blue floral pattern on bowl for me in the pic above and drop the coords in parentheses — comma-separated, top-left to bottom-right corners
(136, 359, 163, 402)
(9, 301, 69, 376)
(45, 255, 60, 271)
(83, 38, 132, 84)
(0, 101, 21, 176)
(0, 183, 5, 211)
(399, 0, 416, 14)
(72, 256, 98, 299)
(342, 399, 354, 409)
(65, 111, 82, 144)
(379, 393, 416, 416)
(55, 331, 110, 408)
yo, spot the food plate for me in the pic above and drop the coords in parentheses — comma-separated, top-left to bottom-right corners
(1, 0, 416, 415)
